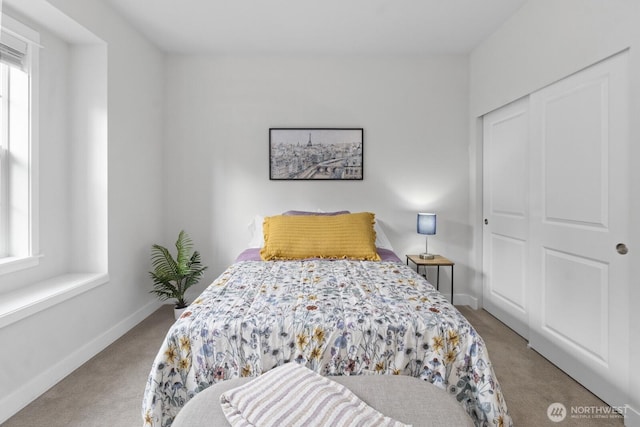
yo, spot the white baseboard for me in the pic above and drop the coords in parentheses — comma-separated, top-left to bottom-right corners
(453, 293, 478, 309)
(0, 298, 162, 424)
(626, 404, 640, 427)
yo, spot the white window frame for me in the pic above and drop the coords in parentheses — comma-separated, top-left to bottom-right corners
(0, 14, 40, 275)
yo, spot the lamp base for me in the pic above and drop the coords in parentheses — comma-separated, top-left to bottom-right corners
(419, 253, 435, 260)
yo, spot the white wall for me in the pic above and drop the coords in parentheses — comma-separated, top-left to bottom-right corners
(469, 0, 640, 424)
(0, 0, 165, 421)
(164, 54, 474, 302)
(0, 2, 475, 422)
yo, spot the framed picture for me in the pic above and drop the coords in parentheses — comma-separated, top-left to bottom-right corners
(269, 128, 364, 180)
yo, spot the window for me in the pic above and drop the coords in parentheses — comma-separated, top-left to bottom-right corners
(0, 15, 39, 274)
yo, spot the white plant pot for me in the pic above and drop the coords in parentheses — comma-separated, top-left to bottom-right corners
(174, 306, 187, 320)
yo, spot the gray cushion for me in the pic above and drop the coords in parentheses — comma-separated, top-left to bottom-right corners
(172, 375, 474, 427)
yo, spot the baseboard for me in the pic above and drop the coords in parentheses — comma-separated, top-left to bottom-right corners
(0, 298, 162, 424)
(626, 404, 640, 427)
(453, 293, 478, 309)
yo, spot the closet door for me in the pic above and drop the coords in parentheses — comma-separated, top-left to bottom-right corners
(482, 97, 529, 338)
(528, 52, 629, 407)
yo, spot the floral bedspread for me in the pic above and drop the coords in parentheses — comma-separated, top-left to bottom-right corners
(142, 260, 512, 427)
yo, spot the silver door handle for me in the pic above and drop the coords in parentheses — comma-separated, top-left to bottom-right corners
(616, 243, 628, 255)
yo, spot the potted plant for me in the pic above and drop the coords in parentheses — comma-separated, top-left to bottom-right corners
(149, 230, 207, 319)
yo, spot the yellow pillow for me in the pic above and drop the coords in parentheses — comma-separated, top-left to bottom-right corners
(260, 212, 380, 261)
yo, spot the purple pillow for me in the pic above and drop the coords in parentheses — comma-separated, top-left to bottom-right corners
(282, 210, 350, 216)
(234, 247, 402, 263)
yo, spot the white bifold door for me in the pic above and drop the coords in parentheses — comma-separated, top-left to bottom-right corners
(483, 51, 629, 408)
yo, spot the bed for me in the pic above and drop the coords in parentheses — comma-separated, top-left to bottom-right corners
(142, 212, 512, 427)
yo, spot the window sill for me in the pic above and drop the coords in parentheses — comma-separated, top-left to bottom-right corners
(0, 255, 42, 275)
(0, 272, 109, 329)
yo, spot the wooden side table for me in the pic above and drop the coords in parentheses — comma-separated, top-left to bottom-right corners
(406, 254, 455, 304)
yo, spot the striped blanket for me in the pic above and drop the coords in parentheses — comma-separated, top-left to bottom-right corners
(220, 362, 408, 427)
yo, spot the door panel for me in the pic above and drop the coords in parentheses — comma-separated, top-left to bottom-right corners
(543, 80, 608, 227)
(482, 97, 529, 338)
(490, 234, 526, 311)
(543, 248, 608, 361)
(529, 52, 629, 407)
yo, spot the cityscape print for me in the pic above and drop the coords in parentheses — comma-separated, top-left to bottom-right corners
(269, 128, 363, 180)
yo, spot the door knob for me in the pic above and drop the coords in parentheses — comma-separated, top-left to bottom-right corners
(616, 243, 628, 255)
(484, 219, 488, 225)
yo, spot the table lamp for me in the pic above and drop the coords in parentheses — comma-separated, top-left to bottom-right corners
(417, 213, 436, 259)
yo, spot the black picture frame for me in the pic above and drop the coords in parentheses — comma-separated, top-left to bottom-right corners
(269, 128, 364, 180)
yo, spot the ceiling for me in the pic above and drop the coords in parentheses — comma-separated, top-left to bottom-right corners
(104, 0, 527, 55)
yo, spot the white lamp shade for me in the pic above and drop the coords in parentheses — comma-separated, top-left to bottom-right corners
(417, 213, 436, 235)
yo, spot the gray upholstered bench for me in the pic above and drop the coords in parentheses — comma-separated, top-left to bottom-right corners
(172, 375, 474, 427)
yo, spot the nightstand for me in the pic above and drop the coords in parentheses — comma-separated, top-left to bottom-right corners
(406, 254, 455, 304)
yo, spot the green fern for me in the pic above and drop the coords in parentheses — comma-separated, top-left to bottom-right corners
(149, 230, 207, 308)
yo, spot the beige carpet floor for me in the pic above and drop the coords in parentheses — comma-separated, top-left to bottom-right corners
(3, 305, 624, 426)
(3, 305, 175, 427)
(457, 306, 623, 426)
